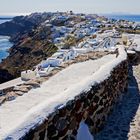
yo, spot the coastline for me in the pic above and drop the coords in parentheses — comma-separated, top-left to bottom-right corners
(0, 19, 13, 62)
(0, 20, 10, 24)
(104, 14, 140, 23)
(0, 35, 13, 62)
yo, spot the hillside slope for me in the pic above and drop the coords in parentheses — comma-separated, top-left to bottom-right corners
(0, 14, 58, 83)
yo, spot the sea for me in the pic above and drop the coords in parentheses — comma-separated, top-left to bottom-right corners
(105, 15, 140, 23)
(0, 18, 13, 62)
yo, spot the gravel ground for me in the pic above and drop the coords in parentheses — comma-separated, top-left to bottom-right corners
(94, 64, 140, 140)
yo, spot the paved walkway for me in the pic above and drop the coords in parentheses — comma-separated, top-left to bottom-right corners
(95, 64, 140, 140)
(0, 54, 116, 139)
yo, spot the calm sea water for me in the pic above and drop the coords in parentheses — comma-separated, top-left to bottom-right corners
(0, 19, 13, 62)
(105, 15, 140, 22)
(0, 19, 11, 24)
(0, 36, 13, 62)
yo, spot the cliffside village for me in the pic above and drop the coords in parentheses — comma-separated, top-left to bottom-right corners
(20, 12, 140, 80)
(1, 12, 140, 140)
(0, 11, 140, 102)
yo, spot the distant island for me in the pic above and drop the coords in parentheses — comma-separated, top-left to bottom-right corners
(0, 17, 13, 20)
(0, 15, 14, 20)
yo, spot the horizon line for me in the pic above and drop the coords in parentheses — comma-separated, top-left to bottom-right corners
(0, 11, 140, 17)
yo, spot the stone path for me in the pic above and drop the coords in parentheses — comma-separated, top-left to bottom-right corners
(95, 64, 140, 140)
(0, 54, 116, 139)
(0, 51, 109, 106)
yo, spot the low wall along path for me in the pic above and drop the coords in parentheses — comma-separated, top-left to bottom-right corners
(0, 46, 128, 140)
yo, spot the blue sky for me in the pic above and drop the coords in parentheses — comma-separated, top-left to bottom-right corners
(0, 0, 140, 15)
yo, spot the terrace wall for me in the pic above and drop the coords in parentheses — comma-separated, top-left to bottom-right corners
(21, 59, 128, 140)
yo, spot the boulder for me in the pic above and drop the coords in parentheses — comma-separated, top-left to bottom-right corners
(6, 91, 17, 101)
(0, 96, 6, 105)
(24, 80, 40, 88)
(13, 86, 29, 93)
(15, 91, 25, 96)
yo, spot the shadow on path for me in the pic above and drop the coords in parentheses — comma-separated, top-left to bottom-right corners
(94, 64, 140, 140)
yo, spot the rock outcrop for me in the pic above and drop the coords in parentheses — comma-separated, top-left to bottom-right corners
(0, 69, 14, 83)
(0, 13, 52, 36)
(0, 13, 58, 83)
(0, 25, 57, 82)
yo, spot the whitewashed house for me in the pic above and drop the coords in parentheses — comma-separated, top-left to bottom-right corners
(56, 49, 77, 61)
(72, 47, 93, 54)
(39, 49, 77, 70)
(21, 70, 36, 81)
(87, 39, 99, 49)
(74, 31, 85, 39)
(54, 37, 64, 44)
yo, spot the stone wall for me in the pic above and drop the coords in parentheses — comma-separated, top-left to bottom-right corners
(127, 51, 140, 65)
(20, 59, 128, 140)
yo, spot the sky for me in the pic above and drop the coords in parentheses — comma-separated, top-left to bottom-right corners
(0, 0, 140, 16)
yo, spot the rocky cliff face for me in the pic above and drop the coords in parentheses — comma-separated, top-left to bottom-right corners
(0, 69, 14, 83)
(0, 13, 52, 36)
(0, 24, 57, 79)
(0, 13, 58, 83)
(0, 12, 88, 83)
